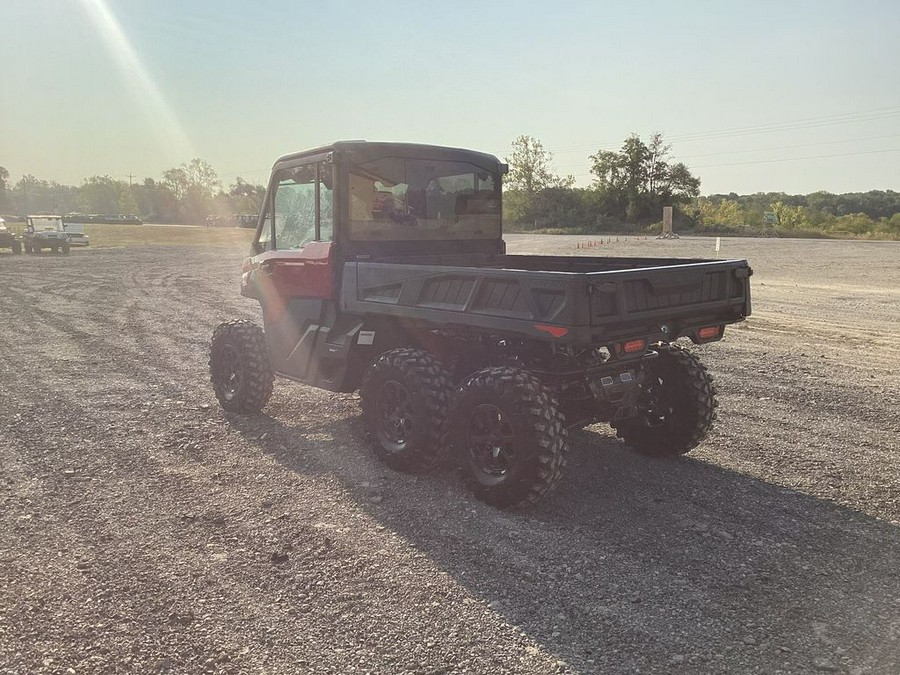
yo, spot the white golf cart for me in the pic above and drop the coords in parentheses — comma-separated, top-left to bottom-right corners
(24, 215, 70, 254)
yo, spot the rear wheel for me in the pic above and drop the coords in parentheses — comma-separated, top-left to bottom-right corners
(209, 320, 274, 413)
(612, 342, 717, 457)
(450, 367, 568, 509)
(360, 348, 452, 473)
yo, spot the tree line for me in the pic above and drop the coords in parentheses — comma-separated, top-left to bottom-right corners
(504, 134, 900, 239)
(0, 160, 265, 224)
(2, 137, 898, 238)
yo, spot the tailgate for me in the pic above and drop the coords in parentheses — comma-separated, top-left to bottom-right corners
(588, 259, 751, 335)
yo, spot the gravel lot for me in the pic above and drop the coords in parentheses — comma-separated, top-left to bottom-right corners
(1, 235, 898, 674)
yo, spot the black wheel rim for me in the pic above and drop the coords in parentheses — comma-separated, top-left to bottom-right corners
(466, 404, 515, 480)
(376, 380, 412, 452)
(637, 374, 675, 428)
(217, 344, 242, 401)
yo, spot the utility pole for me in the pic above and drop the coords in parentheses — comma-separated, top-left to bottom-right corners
(127, 173, 136, 188)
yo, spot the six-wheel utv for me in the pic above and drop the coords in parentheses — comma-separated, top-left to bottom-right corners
(209, 142, 752, 508)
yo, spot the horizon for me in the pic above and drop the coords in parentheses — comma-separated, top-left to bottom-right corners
(3, 1, 899, 195)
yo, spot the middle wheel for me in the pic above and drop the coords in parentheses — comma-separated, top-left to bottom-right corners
(360, 348, 452, 473)
(450, 366, 568, 508)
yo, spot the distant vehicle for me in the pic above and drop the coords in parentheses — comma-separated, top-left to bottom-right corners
(64, 212, 142, 225)
(64, 221, 90, 246)
(209, 141, 753, 509)
(0, 218, 23, 254)
(206, 214, 258, 228)
(25, 215, 70, 254)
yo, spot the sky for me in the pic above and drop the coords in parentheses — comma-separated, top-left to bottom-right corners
(2, 0, 899, 195)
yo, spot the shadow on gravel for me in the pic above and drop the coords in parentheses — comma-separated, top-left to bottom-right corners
(226, 413, 900, 673)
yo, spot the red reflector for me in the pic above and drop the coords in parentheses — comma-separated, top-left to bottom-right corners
(698, 326, 720, 339)
(534, 324, 568, 338)
(623, 339, 645, 353)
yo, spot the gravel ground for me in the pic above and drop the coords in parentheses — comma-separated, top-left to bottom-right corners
(1, 235, 898, 674)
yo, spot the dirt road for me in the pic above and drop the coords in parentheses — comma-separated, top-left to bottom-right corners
(1, 236, 898, 674)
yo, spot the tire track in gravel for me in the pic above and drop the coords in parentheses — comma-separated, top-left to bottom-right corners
(2, 250, 565, 674)
(2, 366, 562, 674)
(2, 241, 900, 674)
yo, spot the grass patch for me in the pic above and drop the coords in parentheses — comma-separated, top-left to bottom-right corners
(3, 222, 256, 249)
(81, 223, 256, 248)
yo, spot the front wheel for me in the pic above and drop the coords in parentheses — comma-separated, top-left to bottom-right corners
(209, 320, 274, 413)
(612, 343, 718, 457)
(360, 348, 452, 473)
(450, 367, 568, 509)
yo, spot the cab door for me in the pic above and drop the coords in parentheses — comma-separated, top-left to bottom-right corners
(248, 159, 336, 381)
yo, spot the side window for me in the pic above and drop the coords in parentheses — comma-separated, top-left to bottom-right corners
(272, 161, 333, 249)
(274, 165, 316, 250)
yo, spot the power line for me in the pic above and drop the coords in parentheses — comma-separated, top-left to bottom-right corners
(689, 147, 900, 169)
(546, 105, 900, 154)
(565, 147, 900, 178)
(553, 133, 900, 169)
(485, 105, 900, 157)
(676, 134, 900, 160)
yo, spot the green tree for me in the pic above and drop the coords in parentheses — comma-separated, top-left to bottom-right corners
(505, 135, 574, 194)
(76, 175, 124, 213)
(184, 158, 221, 198)
(688, 198, 747, 231)
(162, 167, 189, 202)
(228, 177, 265, 213)
(12, 174, 75, 215)
(520, 187, 588, 229)
(770, 200, 808, 230)
(589, 133, 700, 222)
(162, 158, 221, 222)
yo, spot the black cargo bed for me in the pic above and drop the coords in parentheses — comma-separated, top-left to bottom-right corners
(340, 254, 751, 344)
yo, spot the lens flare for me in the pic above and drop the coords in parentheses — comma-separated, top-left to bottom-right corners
(78, 0, 194, 161)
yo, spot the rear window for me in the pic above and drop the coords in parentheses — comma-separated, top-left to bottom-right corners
(348, 158, 500, 241)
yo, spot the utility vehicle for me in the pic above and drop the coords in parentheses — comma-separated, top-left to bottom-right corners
(24, 215, 70, 254)
(64, 221, 90, 246)
(210, 142, 752, 508)
(0, 219, 22, 254)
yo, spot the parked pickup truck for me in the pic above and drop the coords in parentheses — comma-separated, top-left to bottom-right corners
(210, 141, 752, 508)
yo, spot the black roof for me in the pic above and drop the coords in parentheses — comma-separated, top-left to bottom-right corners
(273, 141, 504, 173)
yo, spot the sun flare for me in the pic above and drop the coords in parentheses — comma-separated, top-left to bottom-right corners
(78, 0, 194, 162)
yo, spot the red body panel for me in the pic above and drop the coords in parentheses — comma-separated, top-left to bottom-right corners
(255, 241, 335, 300)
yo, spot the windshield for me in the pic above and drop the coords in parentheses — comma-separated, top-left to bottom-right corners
(29, 218, 63, 231)
(348, 158, 500, 241)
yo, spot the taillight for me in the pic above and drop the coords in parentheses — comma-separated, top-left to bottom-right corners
(623, 339, 646, 353)
(698, 326, 720, 340)
(534, 324, 568, 338)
